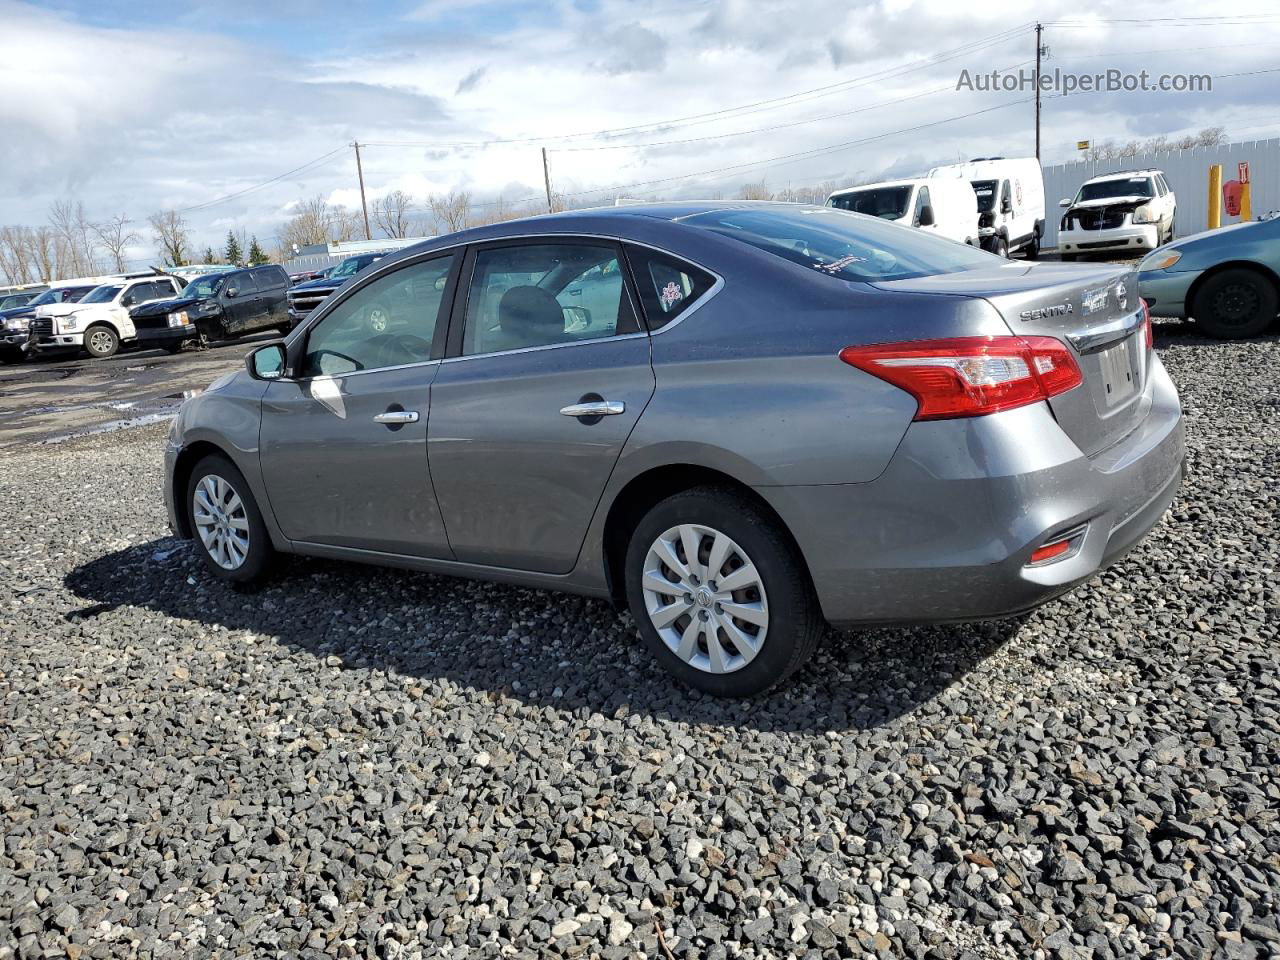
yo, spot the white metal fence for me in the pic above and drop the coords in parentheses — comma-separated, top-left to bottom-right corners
(1040, 138, 1280, 249)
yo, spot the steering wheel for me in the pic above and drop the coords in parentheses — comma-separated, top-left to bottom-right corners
(373, 334, 433, 368)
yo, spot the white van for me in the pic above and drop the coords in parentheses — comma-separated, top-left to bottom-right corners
(827, 178, 979, 246)
(928, 157, 1046, 259)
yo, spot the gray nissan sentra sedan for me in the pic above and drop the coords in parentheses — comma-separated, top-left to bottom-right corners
(164, 202, 1185, 696)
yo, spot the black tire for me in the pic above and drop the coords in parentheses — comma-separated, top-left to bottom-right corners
(83, 324, 120, 359)
(1192, 268, 1279, 340)
(186, 454, 274, 584)
(623, 486, 823, 697)
(991, 235, 1009, 258)
(1024, 232, 1040, 260)
(1060, 253, 1078, 262)
(164, 341, 185, 354)
(0, 351, 23, 365)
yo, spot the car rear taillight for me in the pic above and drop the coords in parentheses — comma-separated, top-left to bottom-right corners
(839, 336, 1083, 421)
(1141, 297, 1153, 350)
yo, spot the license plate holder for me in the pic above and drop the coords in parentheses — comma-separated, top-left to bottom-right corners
(1098, 337, 1138, 406)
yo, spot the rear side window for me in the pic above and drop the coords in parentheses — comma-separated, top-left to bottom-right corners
(683, 207, 993, 282)
(626, 247, 716, 330)
(230, 272, 258, 295)
(251, 267, 285, 289)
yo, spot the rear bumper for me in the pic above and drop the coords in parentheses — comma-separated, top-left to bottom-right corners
(758, 357, 1185, 627)
(1060, 223, 1159, 253)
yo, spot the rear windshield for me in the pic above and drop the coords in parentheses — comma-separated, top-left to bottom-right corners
(1078, 177, 1154, 202)
(683, 207, 995, 282)
(828, 186, 912, 220)
(972, 179, 998, 212)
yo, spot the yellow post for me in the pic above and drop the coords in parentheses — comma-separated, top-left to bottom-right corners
(1207, 164, 1222, 229)
(1241, 181, 1253, 221)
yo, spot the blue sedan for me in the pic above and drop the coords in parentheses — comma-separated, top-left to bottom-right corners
(1138, 213, 1280, 338)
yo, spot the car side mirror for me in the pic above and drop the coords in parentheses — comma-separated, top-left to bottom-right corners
(121, 295, 135, 307)
(1059, 198, 1072, 208)
(1000, 199, 1013, 214)
(246, 342, 286, 380)
(917, 204, 936, 227)
(225, 286, 238, 299)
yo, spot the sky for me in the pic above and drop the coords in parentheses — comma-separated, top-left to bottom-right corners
(2, 0, 1279, 267)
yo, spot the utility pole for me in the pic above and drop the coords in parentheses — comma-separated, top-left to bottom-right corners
(542, 147, 553, 214)
(352, 141, 372, 241)
(1034, 23, 1044, 162)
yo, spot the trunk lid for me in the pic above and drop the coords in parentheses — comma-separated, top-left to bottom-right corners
(873, 262, 1149, 457)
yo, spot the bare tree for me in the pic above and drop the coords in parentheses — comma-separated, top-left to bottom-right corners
(148, 209, 192, 266)
(738, 181, 774, 201)
(330, 206, 362, 243)
(428, 191, 472, 233)
(372, 190, 415, 238)
(29, 227, 57, 281)
(93, 214, 139, 272)
(1195, 126, 1228, 147)
(0, 226, 36, 284)
(48, 199, 100, 276)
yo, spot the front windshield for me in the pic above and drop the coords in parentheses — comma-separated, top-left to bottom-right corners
(685, 206, 995, 283)
(79, 284, 123, 304)
(1078, 177, 1154, 202)
(28, 289, 61, 306)
(184, 274, 225, 298)
(829, 186, 912, 220)
(972, 180, 998, 212)
(329, 258, 362, 279)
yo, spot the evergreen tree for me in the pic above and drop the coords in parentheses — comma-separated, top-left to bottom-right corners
(247, 236, 269, 266)
(202, 246, 217, 264)
(224, 231, 244, 266)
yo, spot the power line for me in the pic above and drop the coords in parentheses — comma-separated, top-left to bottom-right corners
(178, 148, 347, 213)
(548, 67, 1034, 153)
(558, 98, 1034, 200)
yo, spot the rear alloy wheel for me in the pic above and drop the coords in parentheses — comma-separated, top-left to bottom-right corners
(624, 487, 822, 697)
(84, 324, 120, 359)
(187, 454, 273, 584)
(1193, 268, 1279, 340)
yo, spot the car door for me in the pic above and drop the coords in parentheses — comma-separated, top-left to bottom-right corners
(427, 239, 655, 574)
(258, 252, 459, 558)
(223, 272, 260, 333)
(251, 267, 287, 326)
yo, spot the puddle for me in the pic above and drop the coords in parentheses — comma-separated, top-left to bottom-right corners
(0, 367, 79, 385)
(37, 412, 177, 445)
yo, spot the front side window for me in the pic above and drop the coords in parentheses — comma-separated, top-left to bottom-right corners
(227, 273, 257, 297)
(627, 247, 716, 329)
(461, 243, 637, 356)
(914, 187, 931, 225)
(684, 207, 994, 283)
(302, 254, 454, 377)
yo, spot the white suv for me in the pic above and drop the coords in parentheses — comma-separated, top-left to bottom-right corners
(33, 275, 185, 358)
(1057, 169, 1176, 260)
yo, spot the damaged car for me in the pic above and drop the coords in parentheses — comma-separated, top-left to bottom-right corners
(1058, 170, 1176, 260)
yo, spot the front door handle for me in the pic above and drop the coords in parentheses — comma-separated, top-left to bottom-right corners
(559, 400, 625, 418)
(373, 410, 419, 424)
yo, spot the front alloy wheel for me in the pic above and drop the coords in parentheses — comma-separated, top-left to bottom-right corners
(186, 454, 273, 583)
(193, 474, 251, 571)
(625, 487, 823, 697)
(84, 325, 120, 359)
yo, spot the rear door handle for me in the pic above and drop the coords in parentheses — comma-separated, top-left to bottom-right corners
(560, 401, 625, 417)
(373, 410, 419, 424)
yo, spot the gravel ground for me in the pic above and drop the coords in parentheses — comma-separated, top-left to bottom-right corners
(1, 321, 1278, 960)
